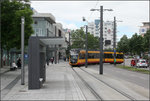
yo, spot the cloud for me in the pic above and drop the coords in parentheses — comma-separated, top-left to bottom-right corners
(31, 1, 149, 40)
(31, 1, 97, 22)
(57, 21, 78, 30)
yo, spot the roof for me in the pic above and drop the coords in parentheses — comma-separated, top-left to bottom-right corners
(54, 23, 63, 30)
(32, 13, 55, 23)
(142, 22, 150, 24)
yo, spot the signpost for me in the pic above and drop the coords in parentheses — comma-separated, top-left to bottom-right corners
(114, 48, 116, 65)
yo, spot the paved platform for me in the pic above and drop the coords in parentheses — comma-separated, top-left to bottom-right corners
(2, 62, 86, 100)
(1, 61, 149, 100)
(0, 66, 10, 74)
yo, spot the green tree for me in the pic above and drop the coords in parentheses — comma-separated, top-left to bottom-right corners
(87, 34, 99, 49)
(143, 30, 150, 52)
(71, 29, 99, 50)
(1, 0, 33, 50)
(117, 35, 129, 54)
(104, 48, 113, 51)
(1, 0, 33, 65)
(129, 33, 144, 56)
(71, 29, 85, 49)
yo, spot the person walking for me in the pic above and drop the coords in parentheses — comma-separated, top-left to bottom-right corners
(10, 61, 17, 71)
(63, 56, 66, 61)
(51, 57, 54, 64)
(17, 57, 21, 69)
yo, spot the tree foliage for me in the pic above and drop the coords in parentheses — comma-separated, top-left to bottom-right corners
(71, 29, 99, 50)
(117, 30, 150, 56)
(143, 30, 150, 52)
(129, 33, 144, 55)
(87, 35, 99, 49)
(1, 0, 33, 50)
(117, 35, 129, 54)
(71, 29, 85, 49)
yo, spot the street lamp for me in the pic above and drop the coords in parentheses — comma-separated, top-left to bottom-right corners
(20, 1, 31, 85)
(67, 29, 71, 61)
(113, 17, 116, 66)
(82, 17, 88, 68)
(90, 6, 113, 75)
(90, 8, 113, 12)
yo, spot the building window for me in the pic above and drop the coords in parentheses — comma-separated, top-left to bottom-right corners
(105, 40, 111, 46)
(47, 29, 49, 37)
(59, 44, 62, 47)
(40, 29, 42, 36)
(108, 29, 111, 34)
(59, 30, 61, 37)
(35, 28, 43, 36)
(35, 29, 39, 35)
(34, 21, 38, 24)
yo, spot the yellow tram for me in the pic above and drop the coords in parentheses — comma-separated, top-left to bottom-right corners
(69, 49, 124, 66)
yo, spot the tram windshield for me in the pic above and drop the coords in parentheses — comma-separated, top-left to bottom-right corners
(70, 55, 78, 60)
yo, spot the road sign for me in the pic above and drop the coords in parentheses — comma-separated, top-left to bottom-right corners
(24, 54, 28, 58)
(114, 48, 116, 52)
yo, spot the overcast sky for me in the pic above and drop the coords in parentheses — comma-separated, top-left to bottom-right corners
(31, 1, 149, 41)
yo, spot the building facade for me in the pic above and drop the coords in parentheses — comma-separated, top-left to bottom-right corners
(139, 22, 150, 37)
(87, 22, 95, 36)
(32, 10, 67, 62)
(53, 23, 67, 59)
(87, 19, 114, 50)
(32, 13, 55, 37)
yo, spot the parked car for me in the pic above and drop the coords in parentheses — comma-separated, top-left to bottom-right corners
(136, 59, 148, 68)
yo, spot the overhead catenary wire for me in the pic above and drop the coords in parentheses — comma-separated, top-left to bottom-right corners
(87, 0, 100, 21)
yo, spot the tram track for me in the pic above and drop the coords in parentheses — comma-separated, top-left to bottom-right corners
(72, 68, 103, 100)
(80, 67, 137, 101)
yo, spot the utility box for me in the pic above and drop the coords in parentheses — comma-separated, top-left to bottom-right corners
(28, 37, 46, 89)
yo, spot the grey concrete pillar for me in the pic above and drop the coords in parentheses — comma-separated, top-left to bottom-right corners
(55, 45, 57, 64)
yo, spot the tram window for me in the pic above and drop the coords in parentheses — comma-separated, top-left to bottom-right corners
(104, 54, 113, 58)
(88, 53, 91, 58)
(94, 53, 99, 58)
(116, 54, 123, 59)
(94, 53, 97, 58)
(79, 53, 85, 59)
(88, 53, 94, 58)
(88, 53, 99, 59)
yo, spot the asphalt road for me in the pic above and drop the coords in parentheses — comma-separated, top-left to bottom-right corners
(84, 63, 149, 89)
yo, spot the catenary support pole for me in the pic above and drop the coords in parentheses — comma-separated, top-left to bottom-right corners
(113, 17, 116, 66)
(99, 6, 103, 74)
(21, 16, 25, 85)
(69, 32, 70, 50)
(55, 26, 57, 64)
(85, 25, 88, 68)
